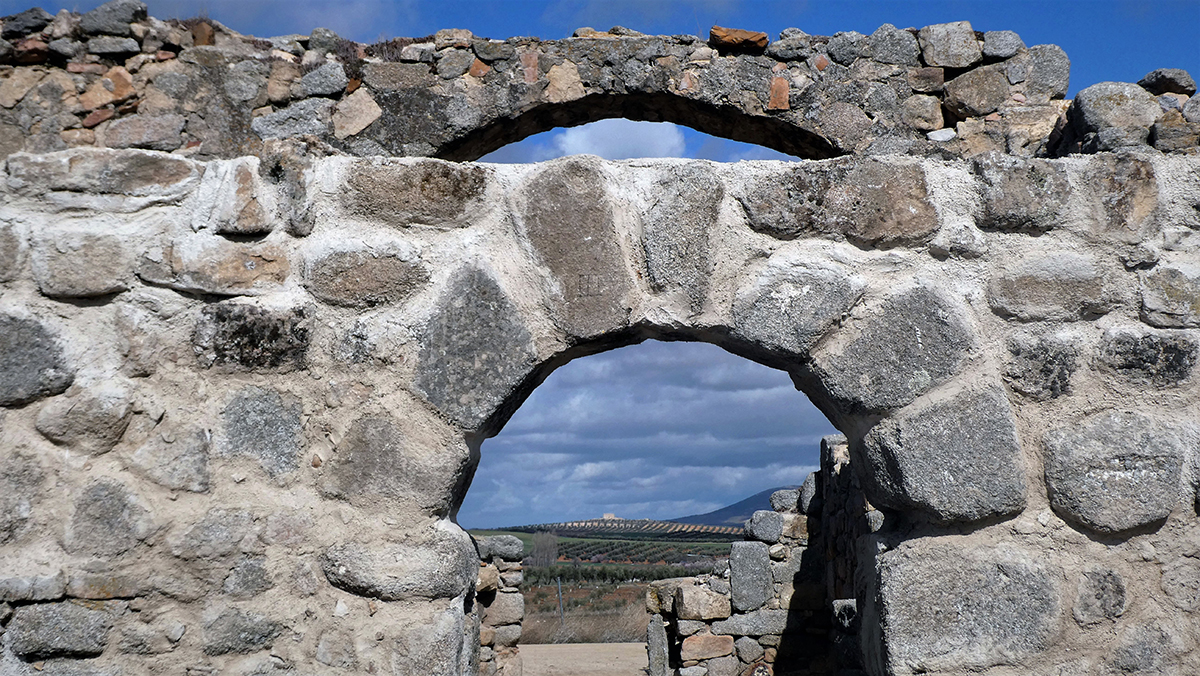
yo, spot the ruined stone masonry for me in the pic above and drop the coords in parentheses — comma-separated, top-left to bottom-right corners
(0, 1, 1199, 675)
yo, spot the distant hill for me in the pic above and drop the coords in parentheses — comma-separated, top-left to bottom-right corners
(669, 486, 796, 527)
(500, 518, 743, 542)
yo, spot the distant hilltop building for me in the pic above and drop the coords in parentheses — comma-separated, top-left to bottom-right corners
(602, 513, 619, 520)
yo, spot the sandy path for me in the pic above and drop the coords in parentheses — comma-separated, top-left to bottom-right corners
(521, 643, 648, 676)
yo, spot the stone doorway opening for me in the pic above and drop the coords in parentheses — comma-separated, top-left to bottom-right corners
(457, 336, 864, 676)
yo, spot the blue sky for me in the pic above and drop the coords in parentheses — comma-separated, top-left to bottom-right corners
(9, 0, 1196, 526)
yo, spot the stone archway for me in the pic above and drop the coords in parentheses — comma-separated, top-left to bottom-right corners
(1, 142, 1198, 675)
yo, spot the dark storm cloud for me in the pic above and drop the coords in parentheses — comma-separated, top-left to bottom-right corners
(457, 340, 835, 528)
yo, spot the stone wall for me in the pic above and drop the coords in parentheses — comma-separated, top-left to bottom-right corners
(473, 535, 524, 676)
(0, 3, 1199, 676)
(0, 1, 1197, 163)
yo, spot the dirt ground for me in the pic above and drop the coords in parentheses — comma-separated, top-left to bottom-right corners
(521, 643, 649, 676)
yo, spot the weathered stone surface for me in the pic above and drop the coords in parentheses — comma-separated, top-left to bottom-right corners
(710, 608, 789, 636)
(189, 159, 276, 235)
(301, 62, 347, 97)
(983, 31, 1024, 59)
(8, 602, 115, 659)
(321, 528, 477, 600)
(770, 489, 799, 513)
(1108, 623, 1185, 674)
(415, 266, 537, 433)
(826, 31, 865, 65)
(1, 7, 53, 39)
(736, 159, 938, 245)
(6, 148, 201, 199)
(345, 158, 489, 227)
(733, 257, 864, 360)
(203, 608, 282, 655)
(861, 386, 1025, 523)
(333, 87, 383, 139)
(392, 606, 465, 676)
(223, 555, 273, 598)
(0, 221, 21, 281)
(1098, 328, 1196, 386)
(251, 98, 334, 139)
(681, 634, 734, 661)
(901, 94, 942, 131)
(63, 478, 154, 556)
(1138, 68, 1196, 96)
(1073, 81, 1162, 137)
(170, 508, 253, 560)
(316, 628, 359, 668)
(0, 314, 73, 407)
(323, 415, 467, 516)
(66, 570, 149, 600)
(1025, 44, 1070, 101)
(945, 66, 1010, 117)
(972, 153, 1070, 232)
(104, 114, 186, 151)
(708, 26, 767, 53)
(1140, 263, 1200, 328)
(730, 541, 771, 612)
(31, 230, 132, 297)
(1160, 559, 1200, 612)
(744, 510, 784, 543)
(988, 252, 1113, 321)
(866, 23, 919, 66)
(221, 386, 302, 478)
(735, 636, 764, 663)
(476, 535, 524, 561)
(1073, 568, 1126, 625)
(674, 584, 731, 621)
(193, 303, 309, 370)
(918, 22, 982, 68)
(35, 383, 132, 455)
(0, 452, 42, 544)
(484, 591, 524, 626)
(805, 284, 973, 413)
(80, 0, 146, 36)
(1004, 331, 1078, 400)
(519, 157, 631, 337)
(87, 36, 139, 54)
(131, 426, 210, 492)
(641, 164, 722, 313)
(877, 543, 1060, 673)
(1084, 155, 1157, 243)
(647, 615, 668, 676)
(1044, 410, 1184, 535)
(305, 248, 427, 307)
(0, 570, 65, 601)
(139, 235, 289, 296)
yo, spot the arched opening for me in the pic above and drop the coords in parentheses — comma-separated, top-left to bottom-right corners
(456, 330, 858, 676)
(435, 93, 843, 162)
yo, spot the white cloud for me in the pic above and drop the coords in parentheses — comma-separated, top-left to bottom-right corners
(553, 119, 687, 160)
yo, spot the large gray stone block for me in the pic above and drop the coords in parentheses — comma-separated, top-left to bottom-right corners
(710, 608, 789, 636)
(322, 527, 477, 600)
(35, 383, 132, 456)
(1025, 44, 1070, 101)
(130, 426, 211, 493)
(221, 386, 302, 479)
(203, 608, 282, 655)
(729, 541, 771, 612)
(972, 153, 1070, 233)
(518, 156, 632, 337)
(987, 252, 1113, 321)
(0, 314, 74, 407)
(483, 591, 524, 626)
(475, 535, 524, 561)
(32, 230, 133, 297)
(391, 606, 465, 676)
(0, 571, 65, 602)
(1140, 263, 1200, 328)
(744, 510, 784, 543)
(641, 164, 722, 314)
(1073, 82, 1162, 135)
(732, 257, 864, 360)
(80, 0, 146, 36)
(251, 98, 334, 139)
(1098, 328, 1196, 387)
(945, 66, 1011, 118)
(415, 266, 537, 433)
(860, 385, 1026, 523)
(866, 23, 919, 65)
(1044, 410, 1184, 535)
(305, 248, 428, 308)
(918, 22, 982, 68)
(63, 478, 154, 557)
(876, 543, 1060, 673)
(323, 415, 466, 516)
(804, 284, 974, 413)
(1004, 331, 1079, 401)
(192, 303, 310, 370)
(1108, 623, 1185, 675)
(344, 158, 489, 228)
(1083, 155, 1158, 244)
(169, 507, 254, 560)
(647, 614, 668, 676)
(8, 601, 115, 659)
